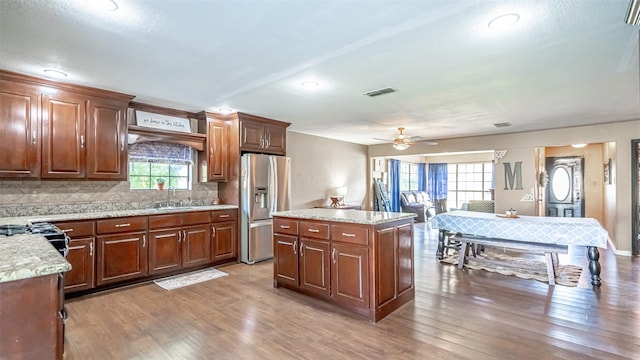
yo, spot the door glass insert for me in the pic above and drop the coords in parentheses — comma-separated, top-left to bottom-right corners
(552, 167, 571, 201)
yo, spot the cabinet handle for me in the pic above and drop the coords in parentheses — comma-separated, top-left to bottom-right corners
(280, 225, 290, 229)
(332, 248, 336, 263)
(308, 229, 320, 233)
(121, 137, 125, 151)
(293, 240, 297, 255)
(80, 135, 84, 149)
(142, 235, 146, 248)
(183, 230, 187, 242)
(115, 223, 131, 228)
(300, 242, 304, 257)
(89, 242, 93, 257)
(211, 227, 216, 238)
(32, 130, 37, 145)
(61, 228, 74, 233)
(341, 233, 356, 237)
(219, 214, 229, 218)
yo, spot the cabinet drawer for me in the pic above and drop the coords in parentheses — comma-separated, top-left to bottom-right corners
(331, 225, 368, 245)
(211, 209, 237, 222)
(300, 221, 330, 240)
(54, 220, 95, 237)
(183, 211, 211, 226)
(97, 216, 147, 234)
(273, 218, 298, 235)
(148, 214, 181, 229)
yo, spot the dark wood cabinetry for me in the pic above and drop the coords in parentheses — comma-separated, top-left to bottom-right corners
(197, 111, 230, 182)
(0, 70, 133, 180)
(0, 78, 40, 178)
(54, 220, 96, 293)
(96, 216, 148, 286)
(273, 216, 414, 322)
(211, 209, 238, 262)
(238, 112, 290, 155)
(0, 273, 64, 360)
(148, 211, 211, 275)
(86, 98, 128, 179)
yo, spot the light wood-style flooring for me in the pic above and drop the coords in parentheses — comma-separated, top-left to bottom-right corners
(64, 223, 640, 359)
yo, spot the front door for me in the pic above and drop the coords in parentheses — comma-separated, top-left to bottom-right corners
(632, 139, 639, 256)
(545, 156, 585, 217)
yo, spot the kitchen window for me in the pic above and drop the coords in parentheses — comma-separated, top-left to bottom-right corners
(447, 162, 493, 209)
(128, 142, 192, 190)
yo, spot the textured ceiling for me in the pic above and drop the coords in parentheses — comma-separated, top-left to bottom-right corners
(0, 0, 638, 146)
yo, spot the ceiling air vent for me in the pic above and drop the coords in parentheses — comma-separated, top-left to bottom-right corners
(494, 122, 512, 128)
(363, 87, 397, 97)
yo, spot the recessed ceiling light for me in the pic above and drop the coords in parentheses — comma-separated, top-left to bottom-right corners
(217, 107, 233, 114)
(43, 69, 68, 79)
(488, 13, 520, 30)
(86, 0, 119, 11)
(301, 80, 319, 88)
(571, 144, 587, 148)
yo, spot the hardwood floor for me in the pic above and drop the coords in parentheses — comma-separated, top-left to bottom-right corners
(64, 222, 640, 359)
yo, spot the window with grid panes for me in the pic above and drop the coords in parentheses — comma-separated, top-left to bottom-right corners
(447, 162, 493, 210)
(128, 141, 192, 190)
(399, 162, 419, 192)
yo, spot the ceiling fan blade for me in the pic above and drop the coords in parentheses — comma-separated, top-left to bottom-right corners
(414, 140, 438, 145)
(373, 137, 392, 142)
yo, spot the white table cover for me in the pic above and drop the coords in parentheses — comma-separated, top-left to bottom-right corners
(431, 211, 608, 248)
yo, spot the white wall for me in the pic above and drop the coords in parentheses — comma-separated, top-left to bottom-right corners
(287, 132, 368, 210)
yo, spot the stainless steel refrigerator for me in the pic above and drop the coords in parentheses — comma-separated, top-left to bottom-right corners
(240, 153, 291, 264)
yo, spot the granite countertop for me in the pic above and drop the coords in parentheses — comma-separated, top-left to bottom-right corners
(0, 234, 71, 283)
(0, 204, 239, 227)
(271, 208, 416, 225)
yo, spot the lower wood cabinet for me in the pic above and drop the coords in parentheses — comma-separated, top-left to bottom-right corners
(0, 273, 64, 359)
(148, 228, 181, 275)
(273, 216, 414, 322)
(54, 220, 96, 293)
(182, 224, 211, 268)
(211, 209, 238, 262)
(96, 231, 148, 286)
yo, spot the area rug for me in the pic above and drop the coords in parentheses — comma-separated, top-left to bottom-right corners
(440, 251, 582, 287)
(153, 268, 228, 290)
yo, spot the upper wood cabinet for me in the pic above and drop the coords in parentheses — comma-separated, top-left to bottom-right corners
(197, 111, 231, 182)
(0, 79, 40, 178)
(0, 70, 134, 180)
(238, 112, 290, 155)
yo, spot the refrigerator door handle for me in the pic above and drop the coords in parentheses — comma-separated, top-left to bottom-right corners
(268, 156, 278, 214)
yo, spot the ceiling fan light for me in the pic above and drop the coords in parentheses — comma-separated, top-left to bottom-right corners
(393, 143, 409, 151)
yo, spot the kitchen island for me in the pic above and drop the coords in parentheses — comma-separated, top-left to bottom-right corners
(271, 208, 415, 322)
(0, 233, 71, 360)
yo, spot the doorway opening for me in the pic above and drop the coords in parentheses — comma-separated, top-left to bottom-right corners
(545, 156, 585, 217)
(632, 139, 639, 256)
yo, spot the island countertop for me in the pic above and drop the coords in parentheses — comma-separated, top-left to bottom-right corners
(271, 208, 416, 225)
(0, 233, 71, 283)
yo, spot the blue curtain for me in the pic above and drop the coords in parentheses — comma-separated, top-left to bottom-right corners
(427, 163, 448, 201)
(417, 163, 427, 192)
(389, 159, 401, 212)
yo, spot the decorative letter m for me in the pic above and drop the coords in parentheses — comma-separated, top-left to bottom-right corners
(503, 162, 523, 190)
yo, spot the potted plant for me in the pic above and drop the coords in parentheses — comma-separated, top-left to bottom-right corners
(156, 178, 165, 191)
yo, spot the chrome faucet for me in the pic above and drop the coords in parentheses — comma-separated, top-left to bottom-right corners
(166, 186, 175, 207)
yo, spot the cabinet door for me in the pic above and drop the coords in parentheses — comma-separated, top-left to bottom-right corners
(274, 233, 299, 287)
(207, 118, 228, 181)
(264, 124, 287, 155)
(182, 225, 211, 268)
(375, 227, 397, 306)
(96, 231, 148, 286)
(86, 98, 127, 180)
(397, 222, 414, 295)
(0, 80, 40, 178)
(299, 238, 330, 297)
(240, 120, 265, 152)
(331, 243, 369, 309)
(212, 220, 237, 262)
(148, 228, 181, 275)
(64, 237, 95, 293)
(41, 91, 86, 178)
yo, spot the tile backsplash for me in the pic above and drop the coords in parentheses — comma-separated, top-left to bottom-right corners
(0, 180, 219, 217)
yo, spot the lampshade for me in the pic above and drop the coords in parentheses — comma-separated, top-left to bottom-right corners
(393, 142, 409, 151)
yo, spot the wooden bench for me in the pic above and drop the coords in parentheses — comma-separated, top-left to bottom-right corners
(452, 234, 569, 285)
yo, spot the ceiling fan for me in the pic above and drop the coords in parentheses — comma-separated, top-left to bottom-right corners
(374, 127, 438, 150)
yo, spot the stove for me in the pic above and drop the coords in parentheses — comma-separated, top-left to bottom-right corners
(0, 222, 69, 257)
